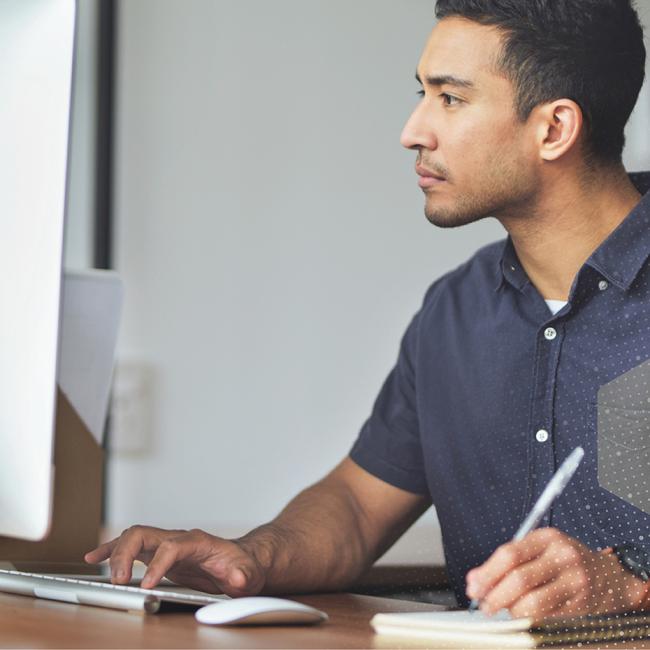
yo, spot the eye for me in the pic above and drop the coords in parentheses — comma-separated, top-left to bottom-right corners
(416, 90, 462, 105)
(441, 93, 461, 106)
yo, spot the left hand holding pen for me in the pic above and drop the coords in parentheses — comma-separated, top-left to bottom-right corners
(466, 528, 648, 620)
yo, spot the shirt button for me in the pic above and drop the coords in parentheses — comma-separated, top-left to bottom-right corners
(598, 280, 609, 291)
(544, 327, 557, 340)
(536, 429, 549, 443)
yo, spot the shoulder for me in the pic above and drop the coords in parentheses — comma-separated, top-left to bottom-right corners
(419, 238, 506, 318)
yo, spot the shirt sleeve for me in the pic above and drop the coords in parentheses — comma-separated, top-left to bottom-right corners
(349, 309, 429, 496)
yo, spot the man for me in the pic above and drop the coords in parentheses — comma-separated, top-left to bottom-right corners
(87, 0, 650, 619)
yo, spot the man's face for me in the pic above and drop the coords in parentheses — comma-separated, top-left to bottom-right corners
(401, 17, 539, 228)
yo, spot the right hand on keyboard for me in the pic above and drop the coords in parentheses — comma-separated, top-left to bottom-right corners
(84, 526, 266, 596)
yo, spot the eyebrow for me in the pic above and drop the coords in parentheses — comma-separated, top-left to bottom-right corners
(415, 71, 475, 89)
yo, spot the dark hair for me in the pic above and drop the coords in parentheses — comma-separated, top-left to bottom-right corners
(435, 0, 646, 165)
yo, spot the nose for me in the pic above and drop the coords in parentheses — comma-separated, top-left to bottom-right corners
(400, 100, 438, 151)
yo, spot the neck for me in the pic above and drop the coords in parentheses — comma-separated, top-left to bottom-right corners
(499, 165, 642, 301)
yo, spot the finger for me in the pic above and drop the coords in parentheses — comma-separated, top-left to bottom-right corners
(198, 537, 263, 595)
(164, 568, 226, 594)
(84, 537, 120, 564)
(109, 526, 161, 584)
(141, 534, 251, 595)
(141, 537, 198, 588)
(510, 569, 587, 621)
(467, 529, 558, 600)
(480, 555, 561, 615)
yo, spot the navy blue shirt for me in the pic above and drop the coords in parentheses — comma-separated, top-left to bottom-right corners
(350, 172, 650, 606)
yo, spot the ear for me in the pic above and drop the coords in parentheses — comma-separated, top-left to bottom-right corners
(532, 99, 584, 162)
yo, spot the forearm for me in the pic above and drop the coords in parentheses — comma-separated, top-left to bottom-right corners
(235, 477, 372, 594)
(90, 458, 428, 597)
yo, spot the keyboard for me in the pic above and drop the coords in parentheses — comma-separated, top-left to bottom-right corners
(0, 568, 228, 613)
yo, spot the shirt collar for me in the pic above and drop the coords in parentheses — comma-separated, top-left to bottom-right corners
(495, 237, 528, 292)
(585, 172, 650, 290)
(496, 171, 650, 293)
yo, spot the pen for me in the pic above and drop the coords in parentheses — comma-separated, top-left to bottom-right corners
(468, 446, 585, 612)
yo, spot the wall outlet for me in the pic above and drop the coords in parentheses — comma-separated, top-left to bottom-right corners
(109, 361, 153, 454)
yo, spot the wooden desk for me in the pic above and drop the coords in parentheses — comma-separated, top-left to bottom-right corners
(2, 589, 650, 649)
(0, 590, 443, 649)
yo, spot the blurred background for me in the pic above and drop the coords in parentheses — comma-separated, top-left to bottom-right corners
(66, 0, 650, 566)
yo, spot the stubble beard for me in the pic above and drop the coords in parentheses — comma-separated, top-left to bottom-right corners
(424, 190, 497, 228)
(423, 157, 536, 228)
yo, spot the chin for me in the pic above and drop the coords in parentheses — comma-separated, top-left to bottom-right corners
(424, 190, 502, 228)
(424, 207, 487, 229)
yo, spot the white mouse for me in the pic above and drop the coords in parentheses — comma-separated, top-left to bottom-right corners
(195, 596, 328, 626)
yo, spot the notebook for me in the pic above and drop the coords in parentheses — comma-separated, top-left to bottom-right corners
(371, 609, 650, 647)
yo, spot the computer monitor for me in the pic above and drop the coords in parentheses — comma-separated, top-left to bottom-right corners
(0, 0, 76, 540)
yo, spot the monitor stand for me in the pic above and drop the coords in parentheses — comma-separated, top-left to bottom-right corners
(0, 389, 103, 567)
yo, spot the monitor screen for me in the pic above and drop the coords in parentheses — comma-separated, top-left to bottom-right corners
(0, 0, 76, 540)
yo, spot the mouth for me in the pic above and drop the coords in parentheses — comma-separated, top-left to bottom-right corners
(416, 164, 447, 189)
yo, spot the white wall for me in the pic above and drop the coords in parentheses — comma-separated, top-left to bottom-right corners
(109, 0, 650, 566)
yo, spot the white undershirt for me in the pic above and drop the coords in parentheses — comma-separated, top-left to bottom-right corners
(545, 299, 568, 315)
